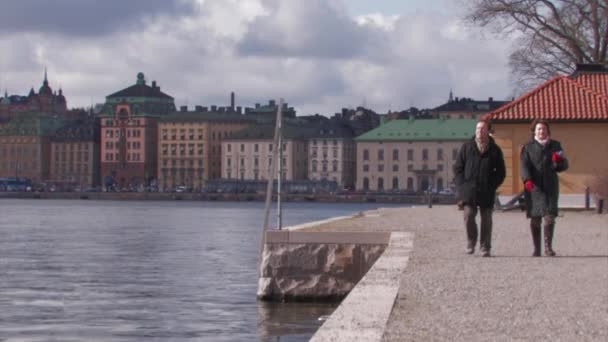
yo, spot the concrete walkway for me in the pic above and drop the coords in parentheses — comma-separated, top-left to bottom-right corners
(302, 206, 608, 342)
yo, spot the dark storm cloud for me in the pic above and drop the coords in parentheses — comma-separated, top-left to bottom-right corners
(0, 0, 195, 37)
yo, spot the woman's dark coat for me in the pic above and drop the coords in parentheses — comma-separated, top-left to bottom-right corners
(520, 139, 569, 218)
(454, 137, 506, 208)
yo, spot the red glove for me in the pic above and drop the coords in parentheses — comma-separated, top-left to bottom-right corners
(552, 151, 564, 163)
(524, 180, 534, 192)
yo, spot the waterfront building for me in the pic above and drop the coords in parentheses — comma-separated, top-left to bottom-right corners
(221, 125, 310, 182)
(484, 63, 608, 195)
(308, 124, 356, 190)
(432, 92, 509, 120)
(0, 70, 68, 121)
(49, 118, 100, 190)
(355, 118, 476, 192)
(0, 115, 67, 184)
(99, 72, 175, 190)
(157, 111, 253, 191)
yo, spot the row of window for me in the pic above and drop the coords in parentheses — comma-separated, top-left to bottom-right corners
(105, 141, 142, 150)
(0, 161, 37, 171)
(160, 129, 233, 141)
(362, 164, 446, 172)
(1, 147, 38, 158)
(161, 159, 204, 167)
(362, 148, 458, 161)
(54, 152, 91, 162)
(104, 153, 142, 161)
(361, 177, 445, 191)
(311, 139, 339, 146)
(105, 119, 142, 126)
(104, 129, 142, 138)
(53, 144, 90, 151)
(226, 143, 291, 153)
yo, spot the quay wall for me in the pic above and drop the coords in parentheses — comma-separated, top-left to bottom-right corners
(257, 231, 390, 301)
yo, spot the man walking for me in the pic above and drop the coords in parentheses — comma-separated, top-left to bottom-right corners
(454, 120, 506, 257)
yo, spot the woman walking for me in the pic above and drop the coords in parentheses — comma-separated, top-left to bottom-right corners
(520, 119, 569, 257)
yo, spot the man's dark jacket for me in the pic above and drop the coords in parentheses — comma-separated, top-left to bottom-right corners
(454, 136, 506, 208)
(520, 139, 569, 218)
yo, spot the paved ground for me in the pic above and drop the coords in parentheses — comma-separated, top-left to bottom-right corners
(302, 205, 608, 342)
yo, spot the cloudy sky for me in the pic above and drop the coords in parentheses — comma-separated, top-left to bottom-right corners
(0, 0, 516, 116)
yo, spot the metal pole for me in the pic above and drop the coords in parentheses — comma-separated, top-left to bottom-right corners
(259, 98, 284, 277)
(277, 102, 283, 230)
(585, 187, 590, 209)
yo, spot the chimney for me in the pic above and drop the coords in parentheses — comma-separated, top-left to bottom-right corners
(152, 81, 157, 89)
(211, 105, 217, 112)
(269, 99, 276, 107)
(180, 105, 187, 112)
(202, 106, 208, 112)
(195, 105, 203, 111)
(236, 106, 242, 114)
(230, 92, 235, 111)
(255, 103, 260, 109)
(488, 97, 493, 102)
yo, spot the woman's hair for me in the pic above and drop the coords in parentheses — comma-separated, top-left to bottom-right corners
(530, 119, 551, 137)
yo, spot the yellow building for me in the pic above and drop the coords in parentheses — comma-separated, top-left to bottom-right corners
(355, 119, 476, 192)
(158, 112, 252, 191)
(485, 64, 608, 195)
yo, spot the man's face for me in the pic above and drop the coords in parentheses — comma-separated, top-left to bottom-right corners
(534, 123, 549, 140)
(475, 122, 489, 140)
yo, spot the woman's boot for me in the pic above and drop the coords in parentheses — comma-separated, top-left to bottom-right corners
(530, 221, 541, 257)
(543, 222, 556, 257)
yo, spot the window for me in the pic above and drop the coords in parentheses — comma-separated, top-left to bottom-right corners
(438, 164, 444, 171)
(312, 160, 318, 172)
(453, 148, 458, 160)
(332, 160, 338, 172)
(377, 178, 384, 191)
(392, 177, 399, 190)
(254, 144, 259, 153)
(408, 164, 413, 171)
(227, 144, 231, 152)
(363, 164, 369, 172)
(407, 177, 414, 191)
(407, 149, 413, 161)
(378, 149, 384, 161)
(393, 149, 399, 161)
(378, 164, 384, 172)
(240, 144, 245, 152)
(393, 164, 399, 172)
(422, 149, 429, 161)
(162, 144, 168, 156)
(363, 149, 369, 161)
(363, 177, 369, 191)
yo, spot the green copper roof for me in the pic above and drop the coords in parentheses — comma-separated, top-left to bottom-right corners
(355, 118, 476, 141)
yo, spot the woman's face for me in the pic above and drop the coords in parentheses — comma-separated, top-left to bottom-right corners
(534, 123, 549, 140)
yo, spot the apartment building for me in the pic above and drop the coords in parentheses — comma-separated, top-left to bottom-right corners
(49, 119, 100, 190)
(221, 125, 310, 182)
(308, 124, 356, 190)
(0, 115, 66, 184)
(99, 72, 175, 189)
(355, 118, 476, 192)
(432, 92, 509, 120)
(158, 112, 252, 191)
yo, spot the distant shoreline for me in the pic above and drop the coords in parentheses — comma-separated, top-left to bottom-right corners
(0, 191, 456, 204)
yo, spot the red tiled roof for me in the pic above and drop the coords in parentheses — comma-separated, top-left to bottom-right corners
(486, 72, 608, 121)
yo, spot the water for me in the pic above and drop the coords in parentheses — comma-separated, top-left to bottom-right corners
(0, 199, 403, 341)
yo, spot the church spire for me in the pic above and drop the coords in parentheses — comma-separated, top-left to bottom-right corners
(43, 67, 49, 86)
(449, 89, 454, 102)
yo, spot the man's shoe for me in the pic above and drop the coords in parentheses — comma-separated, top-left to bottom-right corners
(481, 249, 491, 257)
(466, 246, 474, 254)
(532, 250, 541, 257)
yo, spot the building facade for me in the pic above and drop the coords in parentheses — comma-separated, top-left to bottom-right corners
(99, 72, 175, 190)
(0, 116, 67, 184)
(49, 119, 100, 190)
(355, 119, 476, 192)
(221, 125, 309, 182)
(484, 64, 608, 195)
(308, 124, 356, 190)
(157, 113, 252, 191)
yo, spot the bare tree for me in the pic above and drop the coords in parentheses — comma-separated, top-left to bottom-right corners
(464, 0, 608, 90)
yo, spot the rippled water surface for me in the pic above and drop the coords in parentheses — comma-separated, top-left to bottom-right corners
(0, 199, 402, 341)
